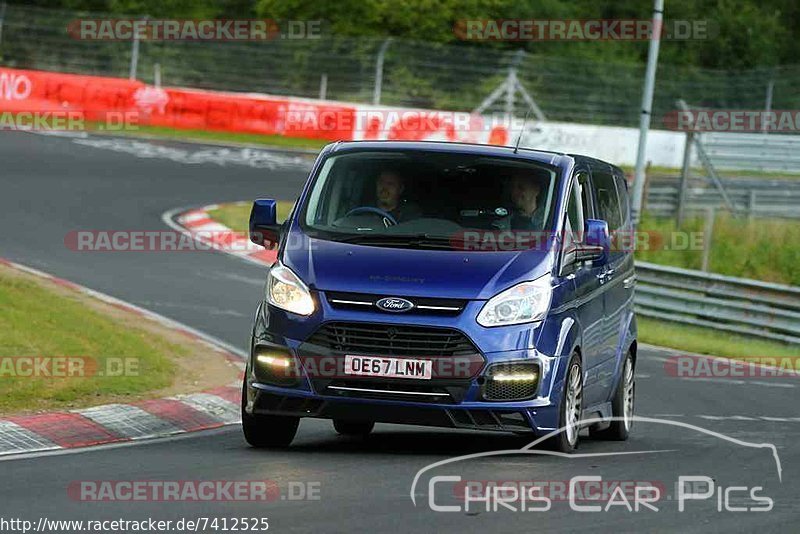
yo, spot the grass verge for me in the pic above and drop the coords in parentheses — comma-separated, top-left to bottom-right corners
(207, 201, 294, 233)
(636, 212, 800, 286)
(618, 165, 800, 181)
(0, 265, 238, 414)
(90, 123, 329, 151)
(638, 317, 798, 364)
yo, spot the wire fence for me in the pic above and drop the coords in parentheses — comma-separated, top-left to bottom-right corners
(2, 4, 800, 128)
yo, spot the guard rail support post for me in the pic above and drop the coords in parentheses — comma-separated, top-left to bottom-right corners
(677, 130, 693, 226)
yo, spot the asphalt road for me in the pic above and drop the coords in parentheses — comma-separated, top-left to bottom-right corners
(1, 131, 797, 533)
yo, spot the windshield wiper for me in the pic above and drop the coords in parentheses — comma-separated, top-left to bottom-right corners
(334, 233, 463, 250)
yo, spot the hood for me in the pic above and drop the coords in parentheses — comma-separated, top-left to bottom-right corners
(281, 232, 555, 300)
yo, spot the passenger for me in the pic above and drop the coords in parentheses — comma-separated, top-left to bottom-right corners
(509, 171, 546, 230)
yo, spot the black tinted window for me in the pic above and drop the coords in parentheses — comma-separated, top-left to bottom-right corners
(593, 171, 622, 231)
(615, 174, 631, 226)
(303, 151, 559, 242)
(566, 181, 583, 236)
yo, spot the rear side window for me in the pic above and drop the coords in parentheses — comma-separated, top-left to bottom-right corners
(563, 180, 583, 253)
(615, 174, 631, 227)
(592, 171, 622, 232)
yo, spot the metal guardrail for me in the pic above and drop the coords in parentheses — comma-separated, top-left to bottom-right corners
(702, 133, 800, 173)
(645, 182, 800, 218)
(634, 261, 800, 345)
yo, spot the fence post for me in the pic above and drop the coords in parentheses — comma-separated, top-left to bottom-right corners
(319, 73, 327, 100)
(631, 0, 664, 225)
(748, 190, 756, 221)
(0, 3, 7, 50)
(505, 70, 516, 117)
(701, 207, 715, 272)
(129, 16, 145, 80)
(642, 161, 651, 215)
(372, 38, 391, 105)
(763, 79, 774, 135)
(676, 130, 693, 226)
(504, 49, 525, 117)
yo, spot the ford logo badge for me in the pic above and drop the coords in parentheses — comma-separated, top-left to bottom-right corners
(375, 297, 414, 313)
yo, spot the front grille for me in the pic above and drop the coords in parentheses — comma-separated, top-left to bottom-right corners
(448, 409, 532, 431)
(483, 362, 540, 401)
(326, 291, 466, 315)
(307, 322, 479, 357)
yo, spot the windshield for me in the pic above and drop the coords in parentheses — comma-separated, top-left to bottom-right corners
(300, 150, 559, 250)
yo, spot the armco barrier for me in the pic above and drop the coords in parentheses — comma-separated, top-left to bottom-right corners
(635, 261, 800, 345)
(0, 67, 506, 144)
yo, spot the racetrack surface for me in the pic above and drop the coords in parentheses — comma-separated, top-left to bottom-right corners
(1, 131, 797, 533)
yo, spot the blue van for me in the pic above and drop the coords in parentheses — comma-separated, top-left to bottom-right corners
(242, 141, 636, 452)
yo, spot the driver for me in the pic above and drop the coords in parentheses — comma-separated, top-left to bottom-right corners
(375, 169, 422, 223)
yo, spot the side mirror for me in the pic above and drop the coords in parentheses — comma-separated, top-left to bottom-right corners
(576, 219, 609, 262)
(249, 199, 281, 248)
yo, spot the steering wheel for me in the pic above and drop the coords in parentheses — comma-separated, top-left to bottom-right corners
(344, 206, 398, 227)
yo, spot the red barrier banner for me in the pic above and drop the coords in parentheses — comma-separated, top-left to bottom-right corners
(0, 67, 505, 144)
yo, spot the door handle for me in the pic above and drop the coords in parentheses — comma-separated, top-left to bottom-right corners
(597, 267, 615, 284)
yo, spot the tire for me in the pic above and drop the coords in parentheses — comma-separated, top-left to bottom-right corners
(591, 351, 634, 441)
(241, 380, 299, 448)
(546, 353, 583, 453)
(333, 420, 374, 437)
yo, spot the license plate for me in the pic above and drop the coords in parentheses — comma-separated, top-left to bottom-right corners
(344, 355, 432, 380)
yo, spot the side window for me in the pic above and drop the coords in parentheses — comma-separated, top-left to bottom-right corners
(615, 174, 631, 227)
(593, 171, 622, 232)
(566, 182, 583, 236)
(564, 172, 591, 248)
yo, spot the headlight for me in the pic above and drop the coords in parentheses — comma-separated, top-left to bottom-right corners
(266, 263, 315, 316)
(476, 276, 552, 327)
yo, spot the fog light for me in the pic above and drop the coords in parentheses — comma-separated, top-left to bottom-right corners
(483, 362, 540, 401)
(254, 346, 294, 369)
(492, 372, 539, 382)
(253, 347, 298, 387)
(256, 354, 292, 367)
(257, 354, 292, 368)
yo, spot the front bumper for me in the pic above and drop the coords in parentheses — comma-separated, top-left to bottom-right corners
(246, 382, 559, 434)
(246, 300, 565, 434)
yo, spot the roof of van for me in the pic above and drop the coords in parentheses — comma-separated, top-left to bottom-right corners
(324, 140, 622, 173)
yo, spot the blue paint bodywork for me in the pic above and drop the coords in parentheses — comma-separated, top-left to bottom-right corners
(244, 141, 637, 436)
